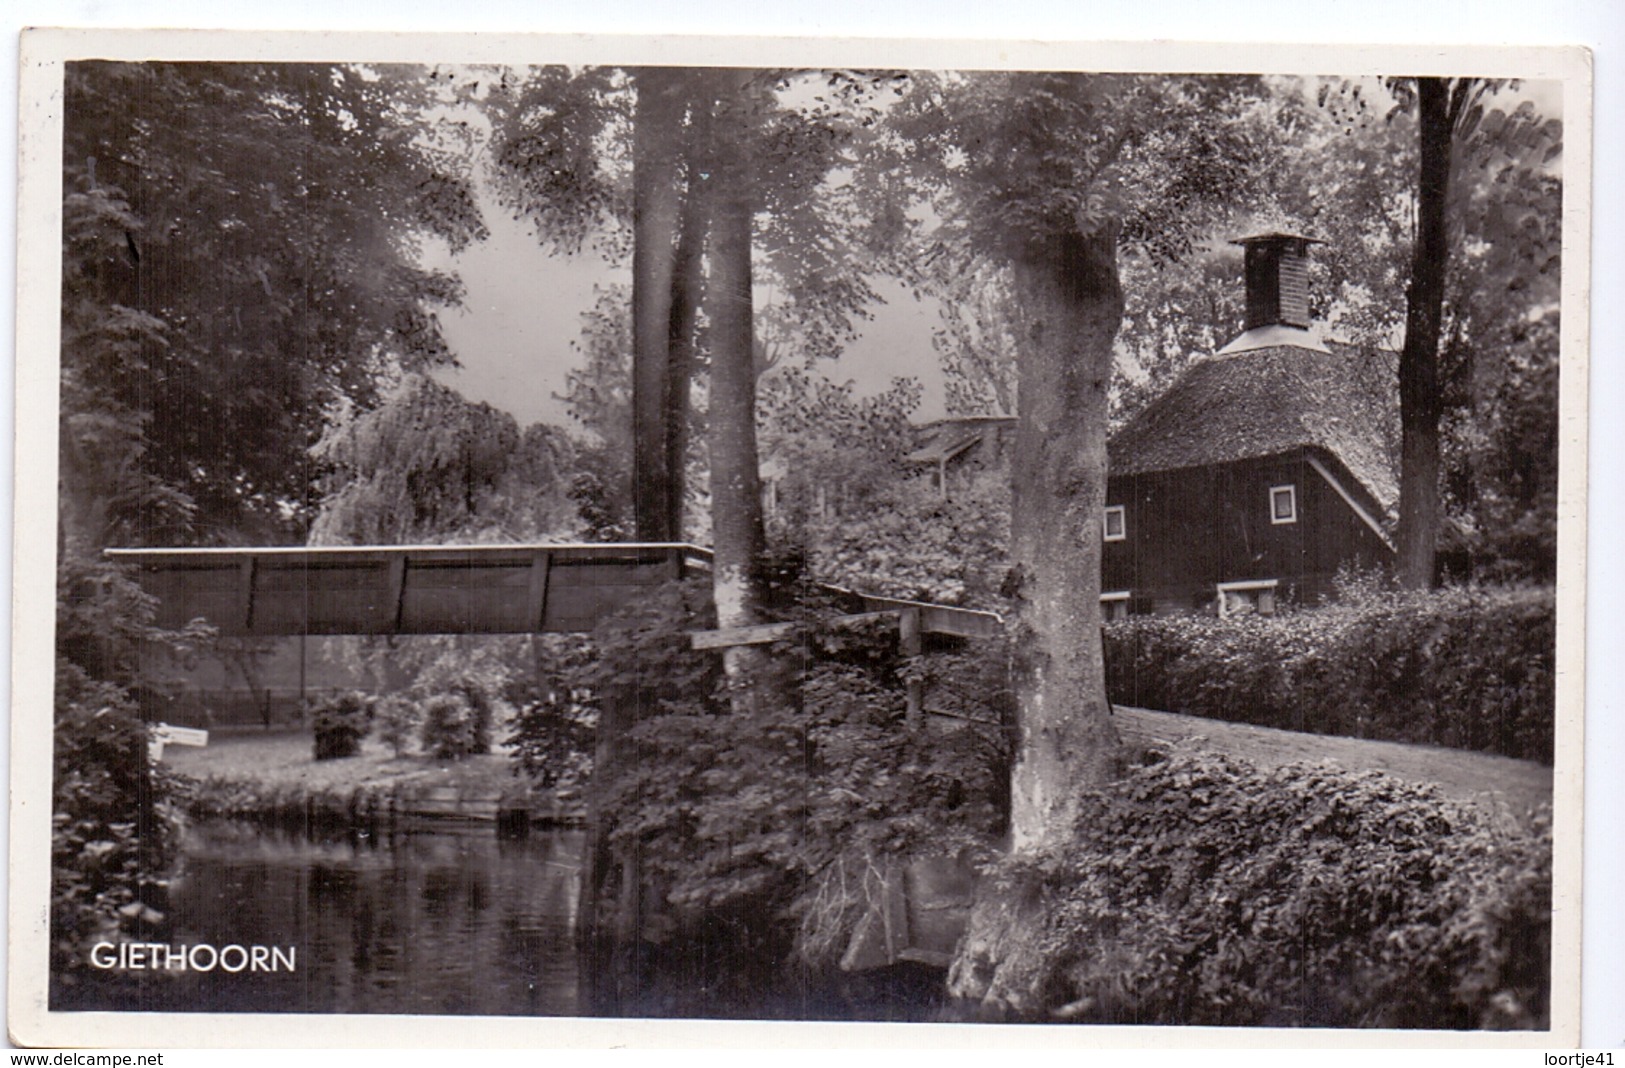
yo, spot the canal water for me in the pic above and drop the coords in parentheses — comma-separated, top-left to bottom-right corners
(56, 820, 585, 1016)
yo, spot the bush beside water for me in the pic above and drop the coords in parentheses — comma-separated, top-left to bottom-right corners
(51, 669, 188, 983)
(373, 693, 421, 757)
(420, 686, 496, 760)
(310, 691, 373, 760)
(951, 750, 1551, 1029)
(572, 575, 1552, 1024)
(1103, 585, 1555, 763)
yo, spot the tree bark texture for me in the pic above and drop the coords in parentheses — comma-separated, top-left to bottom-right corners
(1396, 78, 1455, 590)
(630, 69, 686, 542)
(1005, 226, 1126, 851)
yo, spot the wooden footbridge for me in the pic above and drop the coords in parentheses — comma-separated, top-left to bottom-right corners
(106, 541, 999, 641)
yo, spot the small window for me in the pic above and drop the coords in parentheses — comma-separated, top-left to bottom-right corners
(1270, 484, 1297, 524)
(1103, 505, 1126, 541)
(1100, 591, 1131, 622)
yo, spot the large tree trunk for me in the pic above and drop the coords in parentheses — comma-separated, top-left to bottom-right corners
(704, 76, 775, 709)
(630, 68, 686, 543)
(1396, 78, 1455, 590)
(1005, 225, 1126, 850)
(947, 223, 1127, 1013)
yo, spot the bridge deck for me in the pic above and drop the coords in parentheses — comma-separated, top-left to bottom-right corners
(105, 542, 1001, 639)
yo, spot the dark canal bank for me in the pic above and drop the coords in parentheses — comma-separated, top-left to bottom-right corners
(55, 816, 951, 1021)
(54, 820, 584, 1016)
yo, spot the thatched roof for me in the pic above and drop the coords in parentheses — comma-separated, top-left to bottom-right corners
(1108, 343, 1399, 513)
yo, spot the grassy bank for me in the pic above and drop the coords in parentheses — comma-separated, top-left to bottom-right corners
(163, 727, 581, 826)
(163, 701, 1553, 832)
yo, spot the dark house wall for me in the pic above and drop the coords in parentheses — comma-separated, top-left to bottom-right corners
(1102, 449, 1393, 614)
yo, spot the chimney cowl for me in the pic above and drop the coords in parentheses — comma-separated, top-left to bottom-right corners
(1229, 231, 1323, 333)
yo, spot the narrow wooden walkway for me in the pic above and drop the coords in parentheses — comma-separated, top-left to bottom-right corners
(106, 542, 1000, 640)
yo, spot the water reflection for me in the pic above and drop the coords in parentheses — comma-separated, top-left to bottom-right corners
(56, 821, 584, 1016)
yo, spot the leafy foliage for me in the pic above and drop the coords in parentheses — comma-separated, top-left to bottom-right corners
(311, 373, 580, 545)
(310, 691, 373, 761)
(1103, 584, 1555, 762)
(505, 637, 598, 789)
(417, 684, 496, 761)
(51, 668, 189, 983)
(568, 578, 1006, 972)
(758, 362, 922, 532)
(1447, 313, 1560, 581)
(371, 693, 420, 759)
(955, 750, 1550, 1029)
(800, 469, 1011, 609)
(51, 540, 209, 985)
(61, 62, 483, 545)
(486, 65, 631, 258)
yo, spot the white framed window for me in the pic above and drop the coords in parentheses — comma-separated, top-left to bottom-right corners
(1103, 505, 1126, 542)
(1100, 590, 1131, 622)
(1269, 484, 1297, 525)
(1217, 579, 1279, 618)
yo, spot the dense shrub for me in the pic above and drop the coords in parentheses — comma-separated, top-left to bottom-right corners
(1103, 585, 1555, 762)
(952, 750, 1551, 1029)
(51, 666, 188, 982)
(309, 691, 372, 760)
(372, 693, 420, 758)
(799, 469, 1011, 608)
(450, 682, 498, 754)
(419, 691, 485, 760)
(51, 553, 205, 986)
(506, 636, 598, 789)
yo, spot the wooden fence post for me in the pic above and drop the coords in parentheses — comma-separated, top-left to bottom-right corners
(900, 607, 923, 727)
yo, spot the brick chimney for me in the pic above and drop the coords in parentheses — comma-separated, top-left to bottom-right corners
(1217, 231, 1328, 355)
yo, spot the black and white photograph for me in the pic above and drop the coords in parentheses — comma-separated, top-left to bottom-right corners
(8, 26, 1595, 1048)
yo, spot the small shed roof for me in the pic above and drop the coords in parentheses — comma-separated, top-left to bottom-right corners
(1107, 342, 1399, 512)
(903, 417, 1016, 466)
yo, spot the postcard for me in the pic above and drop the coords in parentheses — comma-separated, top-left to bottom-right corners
(10, 28, 1591, 1048)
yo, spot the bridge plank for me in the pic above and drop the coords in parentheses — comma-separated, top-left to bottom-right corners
(690, 621, 798, 649)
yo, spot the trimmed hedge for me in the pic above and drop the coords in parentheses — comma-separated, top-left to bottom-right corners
(1103, 586, 1554, 763)
(951, 750, 1551, 1029)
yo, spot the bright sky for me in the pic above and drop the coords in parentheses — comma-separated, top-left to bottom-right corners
(425, 195, 949, 432)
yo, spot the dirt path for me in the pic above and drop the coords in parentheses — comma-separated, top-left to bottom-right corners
(1114, 705, 1553, 820)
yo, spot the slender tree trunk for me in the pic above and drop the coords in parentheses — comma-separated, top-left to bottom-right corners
(1396, 78, 1455, 590)
(579, 68, 691, 1013)
(664, 89, 713, 538)
(1005, 225, 1126, 850)
(705, 76, 774, 708)
(630, 69, 686, 542)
